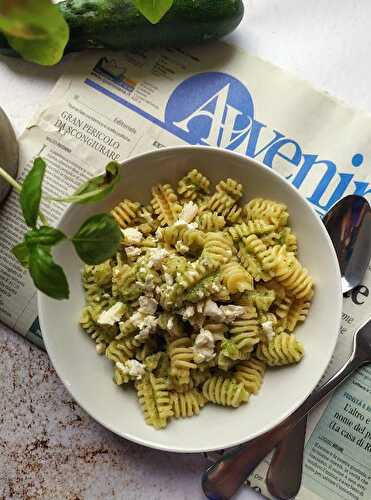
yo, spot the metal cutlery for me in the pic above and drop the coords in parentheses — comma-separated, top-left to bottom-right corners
(266, 195, 371, 499)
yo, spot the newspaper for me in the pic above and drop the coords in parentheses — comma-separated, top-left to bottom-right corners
(1, 41, 371, 499)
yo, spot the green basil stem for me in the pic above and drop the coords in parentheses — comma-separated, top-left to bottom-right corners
(45, 187, 103, 203)
(0, 165, 48, 226)
(0, 165, 22, 192)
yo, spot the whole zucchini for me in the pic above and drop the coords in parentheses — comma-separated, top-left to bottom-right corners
(0, 0, 244, 56)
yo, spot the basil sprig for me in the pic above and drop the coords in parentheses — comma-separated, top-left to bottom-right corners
(7, 157, 122, 300)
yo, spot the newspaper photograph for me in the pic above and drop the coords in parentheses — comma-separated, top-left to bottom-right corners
(1, 40, 371, 499)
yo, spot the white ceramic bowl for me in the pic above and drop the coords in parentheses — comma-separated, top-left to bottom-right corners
(39, 146, 342, 453)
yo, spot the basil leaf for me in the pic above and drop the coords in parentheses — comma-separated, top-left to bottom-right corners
(25, 226, 66, 246)
(29, 245, 69, 299)
(72, 213, 121, 265)
(132, 0, 173, 24)
(51, 161, 121, 204)
(20, 157, 46, 228)
(0, 0, 69, 65)
(12, 241, 30, 267)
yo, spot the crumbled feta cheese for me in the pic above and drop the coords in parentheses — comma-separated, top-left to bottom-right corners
(121, 227, 143, 244)
(130, 309, 158, 335)
(97, 302, 125, 325)
(178, 201, 198, 224)
(174, 219, 198, 229)
(175, 241, 189, 254)
(130, 311, 146, 328)
(125, 246, 142, 259)
(148, 248, 169, 269)
(193, 328, 215, 364)
(179, 305, 195, 320)
(219, 305, 245, 324)
(95, 343, 106, 355)
(203, 299, 224, 321)
(116, 360, 145, 380)
(138, 296, 158, 315)
(261, 321, 275, 342)
(164, 272, 174, 285)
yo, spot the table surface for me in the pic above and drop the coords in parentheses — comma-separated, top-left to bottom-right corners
(2, 1, 371, 498)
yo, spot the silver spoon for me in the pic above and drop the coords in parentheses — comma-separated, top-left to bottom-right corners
(266, 194, 371, 500)
(202, 196, 371, 500)
(0, 106, 18, 203)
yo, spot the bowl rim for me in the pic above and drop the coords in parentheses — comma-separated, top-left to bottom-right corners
(39, 144, 343, 453)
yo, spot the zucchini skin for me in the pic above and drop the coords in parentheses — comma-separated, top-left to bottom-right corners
(60, 0, 244, 51)
(0, 0, 244, 57)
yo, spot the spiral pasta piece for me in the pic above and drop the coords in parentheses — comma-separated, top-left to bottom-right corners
(216, 178, 243, 200)
(224, 204, 243, 224)
(170, 389, 206, 418)
(275, 255, 314, 300)
(229, 307, 260, 355)
(105, 337, 139, 364)
(203, 376, 249, 407)
(221, 260, 253, 294)
(237, 285, 276, 312)
(151, 184, 181, 226)
(197, 212, 226, 232)
(256, 332, 304, 366)
(202, 232, 233, 265)
(79, 307, 117, 349)
(226, 221, 275, 242)
(169, 338, 197, 382)
(177, 169, 210, 201)
(177, 258, 216, 290)
(234, 358, 266, 394)
(286, 300, 311, 332)
(111, 199, 141, 228)
(162, 225, 205, 250)
(244, 198, 288, 227)
(136, 374, 174, 429)
(202, 191, 235, 216)
(278, 227, 298, 254)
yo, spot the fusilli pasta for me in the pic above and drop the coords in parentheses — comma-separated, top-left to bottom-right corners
(79, 169, 314, 429)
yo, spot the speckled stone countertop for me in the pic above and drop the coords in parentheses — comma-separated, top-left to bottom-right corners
(0, 324, 206, 499)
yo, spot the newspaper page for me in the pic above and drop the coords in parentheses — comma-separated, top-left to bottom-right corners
(1, 42, 371, 499)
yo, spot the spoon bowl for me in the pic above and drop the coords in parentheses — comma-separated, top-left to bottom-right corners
(323, 195, 371, 293)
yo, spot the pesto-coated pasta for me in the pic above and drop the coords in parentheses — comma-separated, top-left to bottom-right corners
(79, 169, 314, 429)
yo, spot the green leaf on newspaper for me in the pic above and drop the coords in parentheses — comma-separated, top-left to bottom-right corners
(132, 0, 173, 24)
(20, 157, 46, 228)
(72, 213, 121, 265)
(12, 241, 30, 267)
(29, 245, 69, 299)
(0, 0, 69, 65)
(50, 161, 121, 204)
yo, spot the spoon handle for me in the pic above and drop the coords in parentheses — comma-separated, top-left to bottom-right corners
(202, 355, 361, 500)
